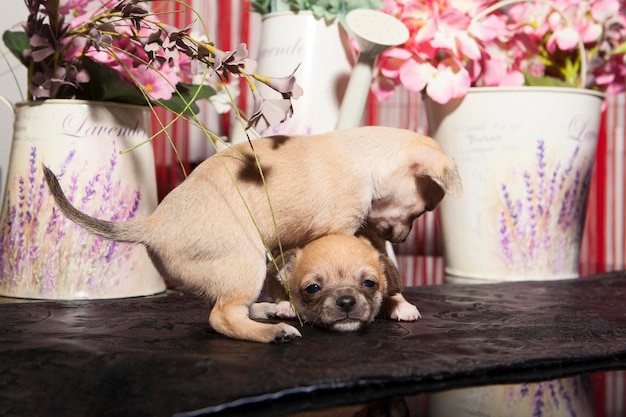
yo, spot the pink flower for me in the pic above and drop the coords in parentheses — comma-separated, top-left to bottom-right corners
(423, 58, 472, 103)
(375, 0, 626, 103)
(431, 9, 481, 60)
(547, 27, 580, 53)
(132, 62, 180, 101)
(398, 59, 432, 92)
(99, 0, 117, 8)
(376, 47, 412, 80)
(371, 75, 399, 101)
(481, 44, 524, 86)
(371, 47, 411, 101)
(471, 14, 507, 42)
(58, 0, 89, 15)
(591, 0, 620, 21)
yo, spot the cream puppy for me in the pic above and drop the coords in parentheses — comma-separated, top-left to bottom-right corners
(253, 234, 420, 332)
(43, 126, 461, 343)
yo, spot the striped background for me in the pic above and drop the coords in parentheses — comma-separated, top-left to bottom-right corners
(153, 1, 625, 415)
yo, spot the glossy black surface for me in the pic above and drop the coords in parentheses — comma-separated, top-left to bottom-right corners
(1, 272, 625, 417)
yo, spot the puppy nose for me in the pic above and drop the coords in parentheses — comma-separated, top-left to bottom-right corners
(336, 295, 356, 312)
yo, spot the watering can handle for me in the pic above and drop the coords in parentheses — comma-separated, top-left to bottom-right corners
(0, 96, 15, 114)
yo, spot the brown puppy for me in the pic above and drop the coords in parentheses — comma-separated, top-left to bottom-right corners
(252, 234, 420, 331)
(43, 126, 461, 343)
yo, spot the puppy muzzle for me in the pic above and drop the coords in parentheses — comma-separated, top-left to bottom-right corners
(374, 221, 412, 243)
(386, 225, 411, 243)
(325, 293, 371, 332)
(329, 318, 367, 332)
(336, 295, 357, 313)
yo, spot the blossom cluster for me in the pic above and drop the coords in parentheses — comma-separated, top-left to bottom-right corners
(373, 0, 626, 104)
(6, 0, 302, 130)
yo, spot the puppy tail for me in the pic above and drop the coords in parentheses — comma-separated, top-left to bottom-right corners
(42, 165, 146, 244)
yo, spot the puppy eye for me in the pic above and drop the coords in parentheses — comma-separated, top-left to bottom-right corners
(362, 279, 377, 288)
(304, 284, 321, 294)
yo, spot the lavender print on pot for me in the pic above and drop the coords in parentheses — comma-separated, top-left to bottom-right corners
(496, 140, 594, 276)
(0, 100, 164, 299)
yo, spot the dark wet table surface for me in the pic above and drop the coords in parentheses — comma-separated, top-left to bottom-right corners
(1, 271, 626, 417)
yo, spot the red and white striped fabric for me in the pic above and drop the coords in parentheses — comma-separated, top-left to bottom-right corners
(153, 1, 625, 415)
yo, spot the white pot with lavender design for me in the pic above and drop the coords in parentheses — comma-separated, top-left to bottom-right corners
(0, 100, 166, 299)
(424, 87, 604, 282)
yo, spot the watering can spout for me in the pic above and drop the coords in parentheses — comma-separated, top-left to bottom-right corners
(335, 9, 409, 130)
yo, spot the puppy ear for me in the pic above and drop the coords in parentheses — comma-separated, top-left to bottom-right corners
(264, 249, 300, 300)
(411, 146, 463, 197)
(266, 248, 299, 279)
(379, 253, 403, 296)
(356, 227, 387, 253)
(417, 162, 463, 197)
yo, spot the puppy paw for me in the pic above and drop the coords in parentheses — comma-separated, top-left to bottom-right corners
(272, 323, 302, 343)
(275, 300, 297, 319)
(249, 302, 278, 319)
(390, 301, 421, 322)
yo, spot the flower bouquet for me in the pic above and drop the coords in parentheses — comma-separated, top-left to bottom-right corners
(3, 0, 302, 128)
(0, 0, 302, 300)
(373, 0, 626, 104)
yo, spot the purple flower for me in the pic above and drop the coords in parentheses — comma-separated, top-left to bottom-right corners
(211, 43, 257, 76)
(533, 383, 545, 417)
(254, 64, 304, 100)
(246, 89, 294, 131)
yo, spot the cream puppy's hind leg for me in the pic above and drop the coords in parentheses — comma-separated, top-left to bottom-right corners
(205, 257, 302, 343)
(210, 303, 301, 343)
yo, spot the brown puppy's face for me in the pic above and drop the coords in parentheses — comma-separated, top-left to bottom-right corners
(288, 235, 387, 332)
(368, 175, 445, 243)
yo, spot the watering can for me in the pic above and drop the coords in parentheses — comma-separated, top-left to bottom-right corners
(229, 9, 408, 145)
